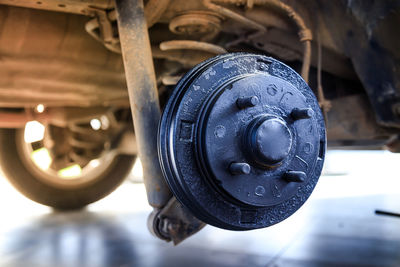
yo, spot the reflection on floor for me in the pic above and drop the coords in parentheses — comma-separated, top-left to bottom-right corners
(0, 151, 400, 267)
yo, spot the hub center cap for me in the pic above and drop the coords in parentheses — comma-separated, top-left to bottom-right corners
(246, 116, 292, 167)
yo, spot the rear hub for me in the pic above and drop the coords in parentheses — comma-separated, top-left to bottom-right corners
(158, 53, 326, 230)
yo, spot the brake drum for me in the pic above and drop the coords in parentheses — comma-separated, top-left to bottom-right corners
(158, 53, 326, 230)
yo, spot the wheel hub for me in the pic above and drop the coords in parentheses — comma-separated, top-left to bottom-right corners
(245, 116, 292, 167)
(159, 53, 326, 230)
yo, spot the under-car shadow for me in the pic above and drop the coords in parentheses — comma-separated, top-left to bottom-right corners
(0, 210, 141, 267)
(0, 208, 272, 267)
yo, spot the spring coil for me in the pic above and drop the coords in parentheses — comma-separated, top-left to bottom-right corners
(159, 40, 227, 55)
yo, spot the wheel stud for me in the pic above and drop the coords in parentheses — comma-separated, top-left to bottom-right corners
(291, 108, 313, 120)
(236, 96, 259, 109)
(283, 171, 306, 182)
(229, 162, 251, 175)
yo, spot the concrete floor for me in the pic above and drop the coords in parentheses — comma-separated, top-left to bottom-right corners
(0, 151, 400, 267)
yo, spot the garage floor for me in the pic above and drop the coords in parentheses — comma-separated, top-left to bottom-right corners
(0, 151, 399, 267)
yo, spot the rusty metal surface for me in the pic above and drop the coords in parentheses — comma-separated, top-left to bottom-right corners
(203, 0, 266, 33)
(115, 0, 171, 208)
(160, 40, 227, 54)
(326, 94, 396, 143)
(0, 6, 128, 108)
(0, 0, 113, 15)
(116, 0, 207, 243)
(169, 11, 222, 38)
(85, 9, 121, 53)
(144, 0, 171, 28)
(152, 46, 213, 67)
(0, 0, 398, 140)
(205, 0, 312, 82)
(246, 28, 358, 80)
(315, 0, 400, 128)
(0, 111, 51, 128)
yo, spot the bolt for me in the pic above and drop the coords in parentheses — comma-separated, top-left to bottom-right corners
(229, 162, 251, 175)
(291, 108, 313, 120)
(283, 170, 306, 182)
(236, 96, 259, 109)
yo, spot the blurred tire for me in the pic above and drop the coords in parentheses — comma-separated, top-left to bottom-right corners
(0, 128, 135, 209)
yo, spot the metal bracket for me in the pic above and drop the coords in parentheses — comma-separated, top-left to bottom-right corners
(148, 198, 206, 245)
(85, 8, 121, 53)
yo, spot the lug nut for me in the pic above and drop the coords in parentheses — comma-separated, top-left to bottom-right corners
(229, 162, 251, 175)
(236, 96, 259, 109)
(291, 108, 313, 120)
(283, 171, 306, 182)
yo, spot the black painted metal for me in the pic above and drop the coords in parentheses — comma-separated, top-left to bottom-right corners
(158, 53, 326, 230)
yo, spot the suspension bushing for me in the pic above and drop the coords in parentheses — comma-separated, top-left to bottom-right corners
(158, 53, 326, 230)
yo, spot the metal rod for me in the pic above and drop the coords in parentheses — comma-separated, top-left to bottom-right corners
(375, 210, 400, 218)
(0, 111, 51, 128)
(115, 0, 172, 208)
